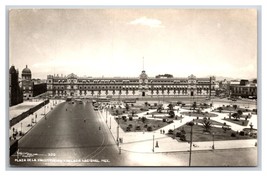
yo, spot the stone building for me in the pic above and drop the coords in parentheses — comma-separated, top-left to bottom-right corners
(47, 70, 216, 98)
(9, 66, 23, 106)
(21, 65, 33, 100)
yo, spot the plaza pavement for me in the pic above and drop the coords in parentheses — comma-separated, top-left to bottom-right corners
(10, 99, 257, 153)
(98, 104, 257, 154)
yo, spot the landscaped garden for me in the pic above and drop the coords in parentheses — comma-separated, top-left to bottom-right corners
(214, 104, 252, 113)
(222, 110, 252, 126)
(167, 119, 256, 142)
(180, 111, 218, 118)
(115, 116, 171, 132)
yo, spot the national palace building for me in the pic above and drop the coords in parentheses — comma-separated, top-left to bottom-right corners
(47, 70, 216, 98)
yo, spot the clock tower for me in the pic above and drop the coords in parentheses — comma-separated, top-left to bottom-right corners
(139, 70, 148, 96)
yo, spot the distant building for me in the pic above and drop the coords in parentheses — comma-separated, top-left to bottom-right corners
(229, 80, 257, 98)
(240, 79, 249, 86)
(9, 66, 23, 106)
(21, 65, 47, 100)
(21, 65, 33, 100)
(47, 71, 216, 98)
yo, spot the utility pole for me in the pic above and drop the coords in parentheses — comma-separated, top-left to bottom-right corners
(106, 108, 107, 123)
(110, 114, 111, 129)
(152, 134, 155, 152)
(188, 121, 194, 166)
(117, 118, 120, 146)
(212, 132, 215, 150)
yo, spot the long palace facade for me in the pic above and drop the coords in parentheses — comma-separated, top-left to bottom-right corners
(47, 70, 216, 98)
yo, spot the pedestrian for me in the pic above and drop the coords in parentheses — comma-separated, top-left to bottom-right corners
(84, 119, 86, 123)
(99, 126, 101, 130)
(163, 130, 165, 134)
(160, 129, 162, 134)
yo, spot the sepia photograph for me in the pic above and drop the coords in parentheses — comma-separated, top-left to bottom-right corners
(8, 8, 258, 167)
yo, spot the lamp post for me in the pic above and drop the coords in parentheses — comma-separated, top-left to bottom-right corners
(152, 133, 155, 152)
(106, 108, 107, 123)
(110, 114, 111, 129)
(187, 121, 194, 166)
(117, 118, 120, 146)
(20, 122, 22, 134)
(212, 132, 215, 150)
(173, 125, 176, 139)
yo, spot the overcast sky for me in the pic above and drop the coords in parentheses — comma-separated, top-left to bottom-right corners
(9, 8, 257, 80)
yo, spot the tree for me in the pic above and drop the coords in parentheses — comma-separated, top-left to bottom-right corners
(141, 117, 147, 123)
(192, 102, 197, 110)
(169, 110, 175, 118)
(144, 102, 148, 106)
(252, 79, 257, 84)
(157, 104, 163, 113)
(131, 110, 135, 117)
(232, 112, 240, 121)
(167, 103, 174, 112)
(233, 105, 238, 110)
(237, 109, 243, 117)
(217, 107, 223, 113)
(115, 109, 119, 116)
(202, 119, 212, 133)
(125, 103, 129, 111)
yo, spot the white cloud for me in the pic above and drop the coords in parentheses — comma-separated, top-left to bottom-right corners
(128, 16, 164, 28)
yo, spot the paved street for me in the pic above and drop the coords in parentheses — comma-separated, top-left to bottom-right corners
(10, 100, 125, 166)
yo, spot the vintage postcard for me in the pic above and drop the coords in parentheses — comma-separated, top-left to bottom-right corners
(8, 8, 258, 167)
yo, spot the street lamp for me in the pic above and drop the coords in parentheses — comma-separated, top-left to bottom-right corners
(152, 133, 155, 152)
(173, 125, 176, 139)
(212, 132, 215, 150)
(187, 121, 194, 166)
(106, 108, 107, 123)
(117, 118, 120, 146)
(110, 114, 111, 129)
(20, 122, 22, 134)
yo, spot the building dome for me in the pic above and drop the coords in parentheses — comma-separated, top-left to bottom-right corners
(22, 65, 31, 75)
(9, 65, 16, 74)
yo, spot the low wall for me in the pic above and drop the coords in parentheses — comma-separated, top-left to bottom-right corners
(9, 99, 50, 127)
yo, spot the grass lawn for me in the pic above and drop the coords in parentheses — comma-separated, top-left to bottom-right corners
(108, 107, 147, 116)
(115, 118, 171, 132)
(193, 119, 227, 126)
(181, 106, 210, 110)
(180, 111, 218, 118)
(215, 106, 251, 112)
(223, 118, 249, 126)
(172, 125, 255, 142)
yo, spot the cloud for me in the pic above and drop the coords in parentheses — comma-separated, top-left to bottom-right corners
(128, 16, 164, 28)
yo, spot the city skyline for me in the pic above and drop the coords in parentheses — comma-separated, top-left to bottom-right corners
(9, 9, 257, 80)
